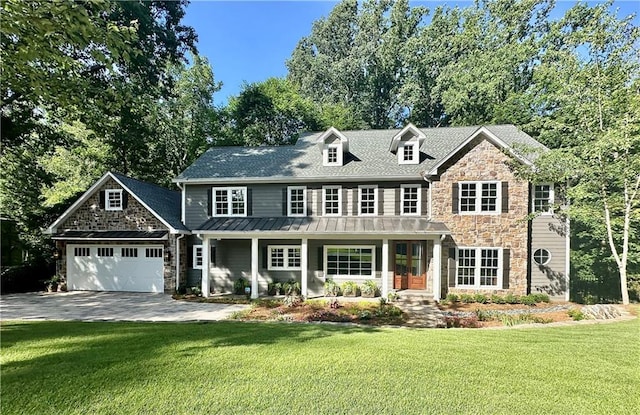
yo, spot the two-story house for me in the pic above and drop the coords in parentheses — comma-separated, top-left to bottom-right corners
(46, 124, 569, 301)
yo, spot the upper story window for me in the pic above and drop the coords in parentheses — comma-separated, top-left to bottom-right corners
(359, 185, 377, 216)
(399, 142, 419, 165)
(459, 181, 500, 214)
(533, 184, 554, 214)
(401, 185, 420, 216)
(318, 127, 349, 167)
(324, 144, 342, 166)
(323, 185, 341, 216)
(105, 189, 123, 211)
(456, 247, 502, 288)
(213, 187, 247, 217)
(288, 186, 307, 217)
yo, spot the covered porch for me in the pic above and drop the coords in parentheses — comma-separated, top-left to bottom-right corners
(194, 217, 450, 300)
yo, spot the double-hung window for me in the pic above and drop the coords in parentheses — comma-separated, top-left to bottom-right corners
(533, 184, 553, 214)
(456, 247, 502, 288)
(324, 246, 375, 278)
(267, 246, 301, 270)
(213, 187, 247, 217)
(359, 185, 377, 216)
(193, 245, 203, 269)
(288, 186, 306, 217)
(105, 189, 123, 211)
(323, 186, 341, 216)
(401, 185, 420, 216)
(459, 181, 500, 214)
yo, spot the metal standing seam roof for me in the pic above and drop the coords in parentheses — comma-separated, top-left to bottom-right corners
(194, 217, 450, 236)
(175, 125, 545, 182)
(111, 172, 189, 231)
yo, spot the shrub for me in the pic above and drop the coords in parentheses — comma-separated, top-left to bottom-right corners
(282, 280, 301, 296)
(567, 309, 585, 321)
(360, 280, 378, 297)
(328, 298, 340, 309)
(474, 293, 488, 304)
(283, 294, 303, 308)
(233, 277, 249, 295)
(531, 293, 550, 303)
(324, 279, 341, 296)
(504, 293, 519, 304)
(445, 293, 459, 303)
(0, 260, 55, 294)
(490, 294, 506, 304)
(474, 309, 494, 321)
(520, 294, 537, 306)
(267, 281, 282, 296)
(387, 291, 399, 302)
(499, 313, 552, 326)
(460, 293, 475, 303)
(341, 281, 359, 296)
(190, 286, 202, 296)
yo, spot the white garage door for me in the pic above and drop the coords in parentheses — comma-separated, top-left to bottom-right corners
(67, 244, 164, 293)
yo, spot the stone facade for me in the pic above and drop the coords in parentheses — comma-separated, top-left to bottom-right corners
(55, 178, 185, 293)
(431, 137, 529, 295)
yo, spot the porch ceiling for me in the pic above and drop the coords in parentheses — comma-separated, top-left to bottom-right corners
(194, 216, 449, 237)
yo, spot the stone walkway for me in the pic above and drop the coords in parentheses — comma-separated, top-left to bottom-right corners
(394, 296, 447, 328)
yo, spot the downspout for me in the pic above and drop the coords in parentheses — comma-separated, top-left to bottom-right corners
(176, 234, 185, 292)
(421, 172, 432, 220)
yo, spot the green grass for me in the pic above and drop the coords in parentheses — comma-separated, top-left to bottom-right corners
(1, 319, 639, 414)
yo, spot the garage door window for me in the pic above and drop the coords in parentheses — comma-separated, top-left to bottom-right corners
(74, 247, 90, 256)
(97, 247, 113, 257)
(122, 247, 138, 258)
(145, 248, 162, 258)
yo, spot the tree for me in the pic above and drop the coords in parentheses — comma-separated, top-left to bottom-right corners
(521, 2, 640, 304)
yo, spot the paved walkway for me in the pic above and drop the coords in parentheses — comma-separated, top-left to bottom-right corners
(0, 292, 249, 322)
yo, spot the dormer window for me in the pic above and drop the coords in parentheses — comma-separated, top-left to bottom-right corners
(400, 143, 418, 164)
(105, 189, 123, 211)
(318, 127, 349, 167)
(390, 123, 425, 165)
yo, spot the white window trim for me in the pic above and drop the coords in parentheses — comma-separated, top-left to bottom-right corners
(533, 183, 554, 215)
(533, 248, 552, 266)
(455, 247, 503, 289)
(323, 245, 376, 279)
(287, 186, 307, 217)
(398, 142, 419, 165)
(458, 181, 502, 215)
(193, 245, 203, 269)
(358, 185, 378, 216)
(105, 189, 123, 211)
(323, 144, 343, 166)
(267, 245, 302, 271)
(212, 187, 247, 217)
(400, 184, 421, 216)
(322, 185, 342, 216)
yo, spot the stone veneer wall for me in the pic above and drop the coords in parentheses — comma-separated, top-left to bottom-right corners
(431, 137, 529, 295)
(55, 178, 185, 293)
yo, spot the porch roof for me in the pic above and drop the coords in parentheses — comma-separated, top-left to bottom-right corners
(194, 217, 449, 237)
(51, 230, 169, 240)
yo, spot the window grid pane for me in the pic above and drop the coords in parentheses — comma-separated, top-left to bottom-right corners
(481, 183, 497, 212)
(534, 185, 551, 212)
(215, 190, 228, 215)
(97, 247, 113, 257)
(480, 249, 499, 286)
(457, 249, 476, 285)
(194, 247, 203, 267)
(270, 248, 284, 268)
(533, 248, 550, 266)
(326, 247, 373, 277)
(403, 144, 413, 161)
(231, 189, 245, 215)
(327, 147, 338, 163)
(288, 248, 301, 268)
(460, 183, 476, 212)
(360, 187, 376, 215)
(122, 248, 138, 258)
(324, 188, 340, 215)
(402, 187, 418, 214)
(106, 190, 122, 210)
(145, 248, 162, 258)
(289, 188, 305, 215)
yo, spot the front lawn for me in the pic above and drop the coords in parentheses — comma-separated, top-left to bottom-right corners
(1, 319, 638, 414)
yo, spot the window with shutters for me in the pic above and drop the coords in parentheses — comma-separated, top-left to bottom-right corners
(456, 247, 502, 288)
(533, 184, 554, 214)
(287, 186, 306, 217)
(458, 181, 501, 214)
(105, 189, 123, 211)
(358, 185, 377, 216)
(267, 245, 301, 270)
(401, 185, 420, 216)
(212, 187, 247, 217)
(323, 186, 341, 216)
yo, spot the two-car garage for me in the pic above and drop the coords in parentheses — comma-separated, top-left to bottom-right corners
(66, 244, 165, 293)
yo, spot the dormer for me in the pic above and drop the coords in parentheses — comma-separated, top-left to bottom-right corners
(317, 127, 349, 166)
(389, 123, 426, 165)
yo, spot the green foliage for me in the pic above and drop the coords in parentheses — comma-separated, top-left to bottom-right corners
(531, 293, 550, 303)
(360, 280, 378, 297)
(341, 281, 359, 296)
(474, 309, 495, 322)
(445, 293, 460, 303)
(460, 294, 476, 304)
(520, 295, 537, 306)
(324, 279, 341, 297)
(504, 293, 520, 304)
(387, 291, 400, 302)
(282, 279, 301, 296)
(474, 294, 488, 304)
(491, 294, 506, 304)
(268, 281, 283, 296)
(233, 278, 249, 295)
(498, 313, 553, 326)
(567, 308, 586, 321)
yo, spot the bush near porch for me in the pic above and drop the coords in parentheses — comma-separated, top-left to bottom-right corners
(1, 318, 638, 414)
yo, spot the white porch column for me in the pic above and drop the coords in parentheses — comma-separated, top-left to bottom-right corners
(251, 237, 259, 299)
(381, 239, 389, 299)
(433, 236, 442, 302)
(301, 238, 308, 297)
(201, 236, 210, 298)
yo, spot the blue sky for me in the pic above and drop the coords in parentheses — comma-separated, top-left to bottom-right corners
(182, 1, 639, 105)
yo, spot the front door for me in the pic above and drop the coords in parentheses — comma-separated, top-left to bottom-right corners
(394, 241, 426, 290)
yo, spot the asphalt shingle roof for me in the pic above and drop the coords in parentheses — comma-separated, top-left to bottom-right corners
(176, 125, 545, 183)
(112, 172, 188, 231)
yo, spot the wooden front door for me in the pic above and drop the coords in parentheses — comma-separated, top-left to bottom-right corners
(394, 241, 426, 290)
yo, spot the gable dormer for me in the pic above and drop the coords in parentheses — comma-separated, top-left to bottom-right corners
(317, 127, 349, 166)
(389, 123, 426, 165)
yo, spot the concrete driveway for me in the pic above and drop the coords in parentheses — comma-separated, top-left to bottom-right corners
(0, 291, 249, 322)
